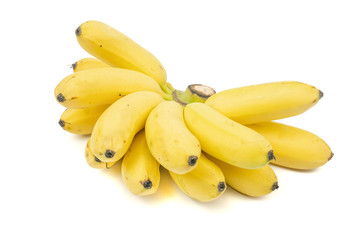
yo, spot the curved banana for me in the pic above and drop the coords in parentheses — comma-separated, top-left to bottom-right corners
(59, 105, 109, 134)
(169, 154, 226, 202)
(72, 57, 111, 72)
(75, 20, 167, 89)
(205, 153, 278, 197)
(247, 122, 333, 170)
(54, 68, 167, 109)
(205, 81, 323, 124)
(183, 102, 274, 169)
(90, 91, 164, 162)
(122, 130, 160, 196)
(145, 101, 201, 174)
(85, 139, 118, 169)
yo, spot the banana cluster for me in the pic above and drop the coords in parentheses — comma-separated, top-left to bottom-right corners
(55, 20, 333, 202)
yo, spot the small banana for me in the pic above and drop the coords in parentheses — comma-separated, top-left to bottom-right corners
(122, 130, 160, 196)
(205, 81, 323, 124)
(205, 153, 278, 197)
(75, 20, 168, 90)
(247, 122, 333, 170)
(58, 105, 109, 135)
(169, 154, 226, 202)
(183, 102, 274, 169)
(145, 101, 201, 174)
(72, 57, 111, 72)
(90, 91, 164, 162)
(54, 68, 168, 109)
(85, 139, 118, 169)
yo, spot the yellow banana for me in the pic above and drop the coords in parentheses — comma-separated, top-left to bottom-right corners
(205, 81, 323, 124)
(247, 122, 333, 170)
(183, 102, 274, 169)
(85, 139, 118, 169)
(75, 20, 168, 90)
(145, 101, 201, 174)
(54, 68, 168, 109)
(169, 154, 226, 202)
(59, 105, 109, 134)
(122, 130, 160, 196)
(205, 153, 278, 197)
(90, 91, 164, 162)
(72, 57, 111, 72)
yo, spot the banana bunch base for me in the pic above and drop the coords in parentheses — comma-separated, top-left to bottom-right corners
(55, 20, 333, 203)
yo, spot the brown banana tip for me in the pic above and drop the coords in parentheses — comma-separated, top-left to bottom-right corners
(94, 156, 102, 163)
(58, 119, 65, 128)
(267, 150, 276, 161)
(71, 62, 77, 70)
(218, 181, 226, 192)
(271, 182, 279, 191)
(142, 180, 153, 189)
(56, 93, 66, 103)
(188, 155, 198, 166)
(328, 152, 334, 161)
(105, 149, 115, 158)
(75, 26, 81, 36)
(319, 90, 324, 99)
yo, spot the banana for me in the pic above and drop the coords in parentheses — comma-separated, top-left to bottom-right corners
(75, 20, 167, 90)
(205, 153, 278, 197)
(205, 81, 323, 124)
(122, 130, 160, 196)
(55, 68, 168, 108)
(90, 91, 164, 162)
(183, 102, 274, 169)
(72, 57, 111, 72)
(59, 105, 109, 134)
(145, 101, 201, 174)
(169, 154, 226, 202)
(247, 122, 333, 170)
(85, 139, 118, 169)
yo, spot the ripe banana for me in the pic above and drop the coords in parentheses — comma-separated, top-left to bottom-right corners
(183, 102, 274, 169)
(122, 130, 160, 196)
(75, 20, 167, 90)
(205, 81, 323, 124)
(145, 101, 201, 174)
(59, 105, 109, 134)
(169, 154, 226, 202)
(55, 68, 168, 108)
(90, 91, 164, 162)
(247, 122, 333, 170)
(72, 57, 111, 72)
(205, 153, 278, 197)
(85, 139, 118, 169)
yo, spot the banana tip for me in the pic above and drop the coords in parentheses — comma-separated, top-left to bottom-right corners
(94, 156, 102, 163)
(58, 119, 65, 128)
(319, 90, 324, 99)
(267, 150, 276, 161)
(105, 149, 115, 159)
(56, 93, 66, 103)
(271, 182, 279, 191)
(75, 26, 82, 36)
(71, 62, 77, 71)
(328, 152, 334, 161)
(188, 155, 198, 166)
(142, 180, 153, 189)
(218, 182, 226, 192)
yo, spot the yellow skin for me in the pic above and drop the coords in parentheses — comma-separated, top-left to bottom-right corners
(54, 68, 167, 109)
(205, 153, 278, 197)
(205, 81, 323, 124)
(122, 130, 160, 196)
(145, 101, 201, 174)
(90, 91, 164, 162)
(247, 122, 333, 170)
(72, 58, 111, 72)
(169, 154, 226, 202)
(183, 102, 274, 169)
(75, 20, 168, 90)
(59, 105, 109, 135)
(85, 139, 118, 169)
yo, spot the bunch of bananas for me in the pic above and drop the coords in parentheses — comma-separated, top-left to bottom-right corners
(55, 20, 333, 202)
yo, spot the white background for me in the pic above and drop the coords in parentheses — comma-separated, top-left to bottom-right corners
(1, 0, 359, 239)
